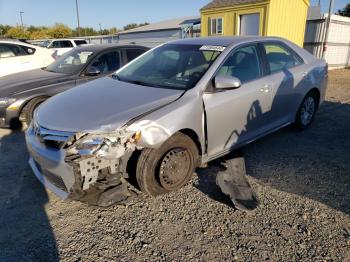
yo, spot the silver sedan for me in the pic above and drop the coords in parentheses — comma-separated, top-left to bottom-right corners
(25, 36, 328, 206)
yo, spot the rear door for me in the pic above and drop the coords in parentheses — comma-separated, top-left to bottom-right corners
(260, 41, 308, 125)
(203, 43, 273, 158)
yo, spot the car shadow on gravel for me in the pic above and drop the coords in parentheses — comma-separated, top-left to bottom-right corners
(194, 101, 350, 215)
(0, 130, 59, 262)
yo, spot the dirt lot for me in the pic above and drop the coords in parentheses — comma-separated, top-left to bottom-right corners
(0, 69, 349, 261)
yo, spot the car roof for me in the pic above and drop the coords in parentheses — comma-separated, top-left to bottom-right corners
(168, 36, 287, 47)
(48, 38, 86, 41)
(73, 44, 149, 52)
(0, 40, 41, 48)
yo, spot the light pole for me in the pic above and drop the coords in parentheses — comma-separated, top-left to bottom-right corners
(19, 11, 24, 28)
(322, 0, 335, 59)
(75, 0, 81, 36)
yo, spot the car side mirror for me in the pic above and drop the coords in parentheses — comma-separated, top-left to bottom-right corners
(85, 66, 101, 76)
(214, 75, 241, 90)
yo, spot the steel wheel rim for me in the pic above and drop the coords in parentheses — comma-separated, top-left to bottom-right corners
(301, 96, 316, 126)
(159, 148, 192, 190)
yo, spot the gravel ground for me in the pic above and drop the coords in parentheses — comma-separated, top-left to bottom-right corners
(0, 69, 349, 261)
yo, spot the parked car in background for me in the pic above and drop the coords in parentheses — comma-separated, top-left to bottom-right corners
(41, 38, 88, 56)
(0, 44, 148, 128)
(25, 36, 328, 206)
(0, 40, 56, 77)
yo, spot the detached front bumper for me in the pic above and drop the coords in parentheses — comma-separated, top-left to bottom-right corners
(25, 125, 137, 206)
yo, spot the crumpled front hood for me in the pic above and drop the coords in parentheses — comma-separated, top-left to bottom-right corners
(37, 76, 184, 132)
(0, 69, 67, 96)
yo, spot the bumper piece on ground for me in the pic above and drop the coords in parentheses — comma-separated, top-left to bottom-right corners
(216, 154, 259, 211)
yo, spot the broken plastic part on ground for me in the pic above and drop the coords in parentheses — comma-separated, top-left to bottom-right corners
(216, 155, 259, 211)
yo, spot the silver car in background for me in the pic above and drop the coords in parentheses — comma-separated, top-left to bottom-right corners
(25, 37, 328, 206)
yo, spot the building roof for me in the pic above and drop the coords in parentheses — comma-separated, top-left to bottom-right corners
(201, 0, 266, 10)
(119, 16, 200, 35)
(73, 43, 148, 52)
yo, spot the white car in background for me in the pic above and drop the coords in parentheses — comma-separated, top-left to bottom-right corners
(0, 40, 56, 78)
(42, 38, 88, 56)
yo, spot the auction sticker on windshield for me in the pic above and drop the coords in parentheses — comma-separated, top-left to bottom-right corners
(199, 45, 226, 52)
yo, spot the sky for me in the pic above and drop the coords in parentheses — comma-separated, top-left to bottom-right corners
(0, 0, 348, 30)
(0, 0, 209, 29)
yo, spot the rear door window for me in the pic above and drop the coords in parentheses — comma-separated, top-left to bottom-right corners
(52, 40, 74, 48)
(263, 43, 303, 74)
(0, 43, 28, 58)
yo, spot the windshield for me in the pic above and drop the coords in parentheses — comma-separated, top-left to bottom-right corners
(45, 49, 94, 75)
(115, 44, 222, 90)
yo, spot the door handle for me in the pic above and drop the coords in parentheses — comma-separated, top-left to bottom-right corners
(260, 84, 271, 93)
(301, 72, 308, 78)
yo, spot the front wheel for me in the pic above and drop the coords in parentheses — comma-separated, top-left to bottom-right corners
(294, 91, 318, 130)
(21, 97, 47, 127)
(136, 132, 199, 196)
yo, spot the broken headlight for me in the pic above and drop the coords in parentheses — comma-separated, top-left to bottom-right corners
(0, 97, 16, 107)
(74, 137, 105, 156)
(73, 131, 142, 159)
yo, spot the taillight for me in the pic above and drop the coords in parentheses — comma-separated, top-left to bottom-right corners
(51, 50, 58, 60)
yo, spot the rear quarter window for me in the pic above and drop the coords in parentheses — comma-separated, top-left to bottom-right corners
(125, 48, 146, 62)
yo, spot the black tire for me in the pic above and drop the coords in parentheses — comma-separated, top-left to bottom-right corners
(21, 97, 47, 127)
(136, 132, 199, 196)
(294, 91, 319, 130)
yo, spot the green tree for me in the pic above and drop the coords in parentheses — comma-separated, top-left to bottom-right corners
(123, 22, 149, 31)
(47, 23, 72, 38)
(109, 27, 119, 35)
(5, 26, 30, 39)
(30, 29, 50, 39)
(0, 24, 12, 37)
(337, 3, 350, 17)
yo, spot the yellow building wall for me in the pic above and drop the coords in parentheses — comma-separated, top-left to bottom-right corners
(267, 0, 310, 46)
(201, 1, 270, 37)
(200, 0, 309, 46)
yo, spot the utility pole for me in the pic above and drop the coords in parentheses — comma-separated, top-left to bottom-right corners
(75, 0, 81, 36)
(99, 23, 102, 35)
(19, 11, 24, 28)
(322, 0, 334, 58)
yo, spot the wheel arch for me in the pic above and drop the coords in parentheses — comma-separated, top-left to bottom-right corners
(19, 94, 51, 115)
(177, 128, 203, 157)
(308, 87, 320, 106)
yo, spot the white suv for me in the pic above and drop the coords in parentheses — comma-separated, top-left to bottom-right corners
(0, 40, 56, 77)
(44, 39, 88, 56)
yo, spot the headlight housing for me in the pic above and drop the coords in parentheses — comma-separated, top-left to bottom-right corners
(0, 98, 16, 107)
(73, 131, 142, 159)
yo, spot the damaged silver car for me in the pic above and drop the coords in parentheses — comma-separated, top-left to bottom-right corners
(25, 37, 328, 206)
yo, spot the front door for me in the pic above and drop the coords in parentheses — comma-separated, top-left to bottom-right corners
(203, 44, 272, 158)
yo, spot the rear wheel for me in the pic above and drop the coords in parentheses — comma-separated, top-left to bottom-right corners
(136, 132, 198, 196)
(294, 91, 318, 130)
